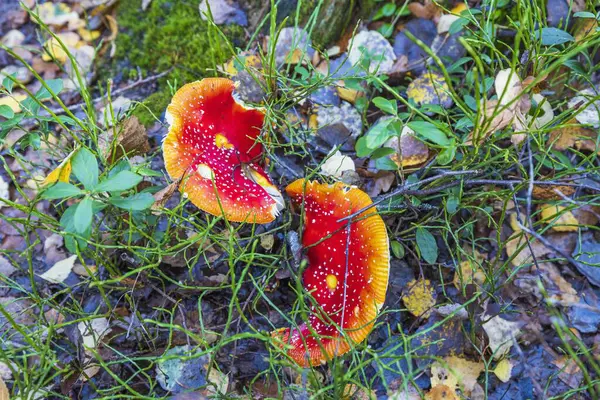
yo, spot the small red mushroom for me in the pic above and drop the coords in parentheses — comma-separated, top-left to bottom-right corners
(272, 179, 389, 367)
(162, 77, 283, 223)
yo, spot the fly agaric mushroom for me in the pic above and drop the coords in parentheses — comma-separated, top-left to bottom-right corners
(162, 78, 283, 223)
(272, 179, 389, 367)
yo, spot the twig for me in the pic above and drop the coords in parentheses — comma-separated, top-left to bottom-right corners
(47, 69, 173, 115)
(337, 170, 481, 223)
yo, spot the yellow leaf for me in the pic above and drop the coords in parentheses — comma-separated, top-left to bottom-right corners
(453, 250, 486, 289)
(0, 375, 8, 400)
(0, 93, 27, 113)
(42, 149, 76, 186)
(42, 32, 81, 63)
(431, 356, 484, 394)
(493, 359, 512, 383)
(539, 204, 578, 232)
(403, 279, 436, 318)
(78, 28, 101, 42)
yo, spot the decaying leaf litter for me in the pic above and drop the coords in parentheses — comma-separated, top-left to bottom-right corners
(1, 0, 600, 398)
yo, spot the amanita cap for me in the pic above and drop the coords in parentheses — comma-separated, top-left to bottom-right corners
(162, 78, 283, 223)
(273, 179, 389, 367)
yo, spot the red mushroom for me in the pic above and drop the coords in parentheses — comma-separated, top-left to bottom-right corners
(273, 179, 389, 367)
(162, 78, 283, 223)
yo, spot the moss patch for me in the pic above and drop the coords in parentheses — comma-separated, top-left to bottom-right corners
(109, 0, 245, 125)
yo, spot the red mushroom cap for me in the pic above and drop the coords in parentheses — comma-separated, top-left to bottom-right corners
(273, 179, 389, 367)
(162, 78, 283, 223)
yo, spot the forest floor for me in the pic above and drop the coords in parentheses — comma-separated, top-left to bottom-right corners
(1, 0, 600, 399)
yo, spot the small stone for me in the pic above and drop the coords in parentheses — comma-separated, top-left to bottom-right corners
(573, 232, 600, 286)
(1, 65, 32, 84)
(0, 255, 16, 278)
(407, 72, 453, 109)
(430, 33, 466, 67)
(199, 0, 247, 26)
(348, 30, 396, 74)
(568, 290, 600, 333)
(326, 53, 363, 79)
(0, 175, 9, 209)
(273, 27, 314, 65)
(316, 101, 362, 150)
(1, 30, 25, 48)
(547, 0, 570, 28)
(393, 19, 437, 73)
(156, 345, 209, 393)
(310, 86, 340, 107)
(568, 88, 600, 128)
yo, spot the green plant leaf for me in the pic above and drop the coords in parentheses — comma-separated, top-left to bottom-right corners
(408, 121, 450, 147)
(370, 147, 396, 159)
(109, 192, 154, 211)
(355, 137, 372, 158)
(42, 182, 83, 199)
(416, 227, 438, 264)
(372, 97, 397, 115)
(2, 74, 15, 93)
(72, 148, 98, 190)
(36, 79, 64, 101)
(73, 197, 93, 234)
(391, 240, 405, 259)
(539, 27, 574, 46)
(0, 105, 14, 119)
(573, 11, 595, 19)
(365, 119, 393, 149)
(95, 171, 143, 192)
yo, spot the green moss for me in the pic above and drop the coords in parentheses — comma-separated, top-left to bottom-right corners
(108, 0, 245, 126)
(132, 91, 171, 127)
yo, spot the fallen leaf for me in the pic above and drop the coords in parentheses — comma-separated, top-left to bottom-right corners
(42, 32, 81, 63)
(431, 356, 484, 394)
(78, 317, 111, 349)
(39, 254, 77, 283)
(552, 356, 583, 388)
(152, 177, 182, 210)
(453, 250, 486, 289)
(528, 93, 554, 128)
(568, 88, 600, 128)
(407, 0, 440, 19)
(493, 359, 512, 383)
(42, 149, 76, 186)
(549, 119, 599, 153)
(437, 13, 461, 34)
(0, 175, 8, 209)
(343, 383, 376, 400)
(78, 28, 101, 42)
(403, 279, 436, 318)
(425, 385, 458, 400)
(467, 69, 532, 145)
(505, 214, 553, 267)
(0, 375, 8, 400)
(386, 125, 430, 167)
(103, 116, 150, 163)
(37, 2, 82, 29)
(538, 204, 578, 232)
(482, 314, 521, 359)
(0, 93, 27, 113)
(532, 184, 575, 200)
(207, 368, 229, 395)
(321, 149, 355, 178)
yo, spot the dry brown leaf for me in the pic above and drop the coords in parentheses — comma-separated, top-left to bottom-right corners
(538, 263, 579, 306)
(425, 385, 458, 400)
(482, 314, 521, 359)
(386, 126, 429, 167)
(532, 184, 576, 200)
(0, 375, 7, 400)
(407, 1, 440, 19)
(152, 177, 182, 211)
(467, 69, 533, 145)
(103, 116, 150, 163)
(549, 120, 599, 153)
(552, 356, 583, 389)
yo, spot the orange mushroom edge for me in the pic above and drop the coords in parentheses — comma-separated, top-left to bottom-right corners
(162, 77, 283, 223)
(272, 179, 390, 367)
